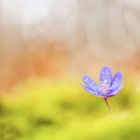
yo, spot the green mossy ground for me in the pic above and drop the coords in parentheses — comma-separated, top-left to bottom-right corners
(0, 79, 140, 140)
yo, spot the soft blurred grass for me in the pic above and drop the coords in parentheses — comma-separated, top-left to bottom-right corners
(0, 78, 140, 140)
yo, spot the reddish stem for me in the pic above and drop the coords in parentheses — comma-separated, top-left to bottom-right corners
(104, 98, 112, 111)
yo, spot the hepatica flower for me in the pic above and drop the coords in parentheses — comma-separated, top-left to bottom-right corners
(81, 66, 123, 111)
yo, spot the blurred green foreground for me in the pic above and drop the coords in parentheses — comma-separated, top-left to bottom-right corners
(0, 78, 140, 140)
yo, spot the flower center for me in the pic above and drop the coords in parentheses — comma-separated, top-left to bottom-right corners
(101, 83, 110, 94)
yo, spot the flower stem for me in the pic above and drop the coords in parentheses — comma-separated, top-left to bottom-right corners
(104, 98, 112, 111)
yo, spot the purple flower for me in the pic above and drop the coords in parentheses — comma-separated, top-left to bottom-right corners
(81, 66, 123, 110)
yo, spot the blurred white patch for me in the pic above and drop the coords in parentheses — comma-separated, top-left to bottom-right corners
(1, 0, 53, 24)
(1, 0, 140, 60)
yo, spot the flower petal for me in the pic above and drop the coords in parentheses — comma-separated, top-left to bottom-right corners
(81, 84, 103, 97)
(82, 75, 101, 91)
(82, 75, 103, 96)
(107, 83, 123, 97)
(107, 71, 123, 96)
(82, 75, 93, 85)
(111, 71, 122, 90)
(99, 66, 112, 88)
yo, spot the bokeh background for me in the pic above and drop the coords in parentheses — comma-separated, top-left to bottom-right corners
(0, 0, 140, 140)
